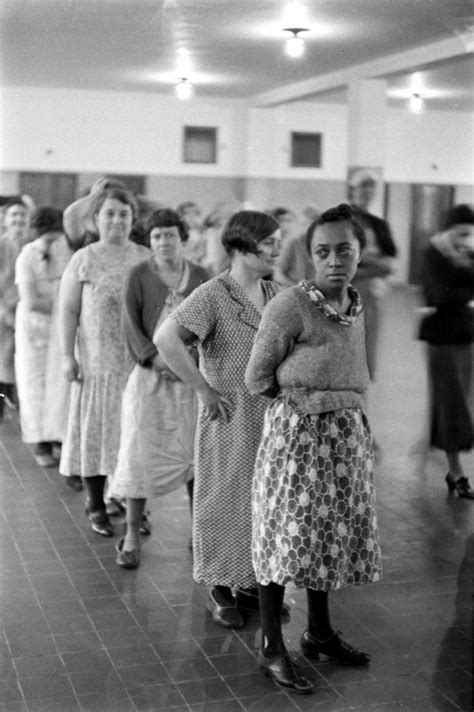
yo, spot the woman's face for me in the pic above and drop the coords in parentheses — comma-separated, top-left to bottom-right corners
(246, 229, 281, 275)
(310, 220, 361, 294)
(450, 223, 474, 257)
(149, 225, 182, 264)
(4, 204, 29, 240)
(95, 198, 133, 244)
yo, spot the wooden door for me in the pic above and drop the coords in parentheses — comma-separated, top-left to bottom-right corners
(408, 184, 454, 284)
(19, 172, 78, 210)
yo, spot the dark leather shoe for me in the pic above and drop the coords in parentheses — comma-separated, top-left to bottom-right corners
(88, 510, 114, 537)
(207, 588, 244, 629)
(258, 650, 313, 695)
(300, 630, 370, 666)
(65, 475, 83, 492)
(446, 473, 474, 499)
(139, 513, 152, 535)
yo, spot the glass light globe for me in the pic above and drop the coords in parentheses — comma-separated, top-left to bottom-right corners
(176, 80, 193, 100)
(285, 35, 305, 58)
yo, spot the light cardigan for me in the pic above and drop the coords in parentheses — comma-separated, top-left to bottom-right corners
(245, 283, 369, 415)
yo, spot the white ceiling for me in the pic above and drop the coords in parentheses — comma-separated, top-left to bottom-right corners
(1, 0, 473, 110)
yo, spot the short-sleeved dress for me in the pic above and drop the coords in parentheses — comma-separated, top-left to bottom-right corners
(170, 271, 279, 588)
(60, 241, 150, 479)
(15, 236, 73, 442)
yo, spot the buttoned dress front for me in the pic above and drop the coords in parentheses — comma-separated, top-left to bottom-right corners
(170, 272, 279, 588)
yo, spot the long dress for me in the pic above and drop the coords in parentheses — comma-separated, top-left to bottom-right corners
(59, 241, 150, 479)
(419, 240, 474, 452)
(15, 236, 73, 442)
(0, 237, 18, 387)
(112, 260, 208, 499)
(170, 272, 279, 589)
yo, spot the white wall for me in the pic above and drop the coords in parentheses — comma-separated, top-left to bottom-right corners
(385, 108, 474, 185)
(2, 86, 473, 187)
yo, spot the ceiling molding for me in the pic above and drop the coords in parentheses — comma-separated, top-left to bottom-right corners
(252, 34, 473, 107)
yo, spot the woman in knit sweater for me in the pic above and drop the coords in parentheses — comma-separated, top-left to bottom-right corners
(110, 209, 209, 568)
(245, 204, 382, 695)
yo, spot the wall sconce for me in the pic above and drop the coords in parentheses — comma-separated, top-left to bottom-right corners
(408, 93, 424, 114)
(283, 27, 309, 58)
(176, 78, 193, 100)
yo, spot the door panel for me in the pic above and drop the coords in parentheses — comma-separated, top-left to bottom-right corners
(19, 172, 78, 210)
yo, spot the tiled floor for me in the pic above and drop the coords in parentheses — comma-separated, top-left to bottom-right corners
(0, 287, 472, 712)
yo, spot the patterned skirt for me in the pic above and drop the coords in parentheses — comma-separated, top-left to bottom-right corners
(252, 398, 382, 591)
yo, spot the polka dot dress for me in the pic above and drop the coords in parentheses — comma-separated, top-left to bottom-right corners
(252, 397, 382, 591)
(171, 272, 279, 588)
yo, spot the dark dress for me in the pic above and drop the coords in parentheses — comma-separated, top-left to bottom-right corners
(419, 242, 474, 452)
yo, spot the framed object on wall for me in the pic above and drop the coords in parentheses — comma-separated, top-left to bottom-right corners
(183, 126, 217, 164)
(291, 132, 322, 168)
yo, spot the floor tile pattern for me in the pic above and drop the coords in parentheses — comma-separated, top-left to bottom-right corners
(0, 288, 472, 711)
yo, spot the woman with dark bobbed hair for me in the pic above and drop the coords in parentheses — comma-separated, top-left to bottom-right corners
(155, 210, 283, 628)
(58, 187, 149, 534)
(15, 207, 72, 467)
(419, 203, 474, 498)
(245, 204, 382, 695)
(110, 209, 209, 569)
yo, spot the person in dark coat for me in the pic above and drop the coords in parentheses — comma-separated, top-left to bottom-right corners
(419, 204, 474, 498)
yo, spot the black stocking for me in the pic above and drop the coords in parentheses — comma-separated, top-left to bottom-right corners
(84, 475, 107, 514)
(186, 478, 194, 512)
(306, 589, 333, 641)
(258, 582, 286, 657)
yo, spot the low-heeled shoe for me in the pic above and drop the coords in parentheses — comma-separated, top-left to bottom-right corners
(88, 510, 114, 537)
(445, 473, 474, 499)
(206, 589, 244, 629)
(258, 649, 313, 695)
(115, 538, 140, 569)
(300, 630, 370, 666)
(65, 475, 83, 492)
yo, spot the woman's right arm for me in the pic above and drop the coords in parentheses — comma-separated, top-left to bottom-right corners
(154, 318, 233, 422)
(58, 266, 83, 381)
(245, 291, 300, 396)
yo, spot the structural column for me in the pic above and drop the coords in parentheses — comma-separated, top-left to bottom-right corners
(347, 78, 388, 214)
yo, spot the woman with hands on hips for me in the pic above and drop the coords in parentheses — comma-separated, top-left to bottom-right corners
(110, 209, 209, 570)
(245, 204, 382, 695)
(154, 210, 284, 630)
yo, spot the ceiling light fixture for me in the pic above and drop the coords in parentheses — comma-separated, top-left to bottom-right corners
(283, 27, 309, 58)
(176, 78, 193, 100)
(408, 92, 424, 114)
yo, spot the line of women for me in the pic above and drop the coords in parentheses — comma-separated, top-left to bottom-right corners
(47, 190, 472, 697)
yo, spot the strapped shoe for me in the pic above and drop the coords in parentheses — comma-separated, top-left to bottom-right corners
(445, 474, 474, 499)
(300, 630, 370, 666)
(115, 538, 140, 569)
(258, 649, 314, 695)
(88, 510, 114, 537)
(206, 588, 244, 629)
